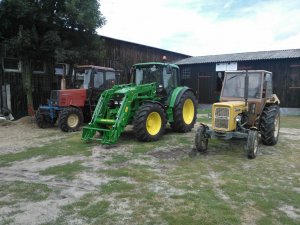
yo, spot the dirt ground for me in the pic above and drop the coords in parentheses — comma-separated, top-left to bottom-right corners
(0, 116, 300, 225)
(0, 117, 70, 155)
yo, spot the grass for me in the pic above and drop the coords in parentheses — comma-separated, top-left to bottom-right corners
(1, 116, 300, 225)
(281, 116, 300, 129)
(99, 164, 158, 183)
(60, 194, 112, 224)
(39, 161, 86, 180)
(100, 180, 135, 194)
(104, 154, 130, 165)
(0, 133, 93, 167)
(0, 181, 53, 203)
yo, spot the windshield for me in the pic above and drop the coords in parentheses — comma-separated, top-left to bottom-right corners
(135, 65, 162, 85)
(222, 72, 262, 98)
(134, 65, 178, 91)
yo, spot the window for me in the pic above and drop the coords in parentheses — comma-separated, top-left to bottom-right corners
(94, 70, 104, 88)
(182, 67, 191, 79)
(264, 73, 273, 97)
(222, 72, 262, 98)
(163, 67, 178, 91)
(32, 61, 46, 74)
(106, 71, 115, 81)
(2, 58, 21, 72)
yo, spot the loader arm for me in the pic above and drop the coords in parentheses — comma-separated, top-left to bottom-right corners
(82, 83, 158, 144)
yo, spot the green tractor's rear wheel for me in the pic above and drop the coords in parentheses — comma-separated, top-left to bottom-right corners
(260, 104, 280, 145)
(171, 90, 197, 132)
(133, 103, 166, 142)
(35, 108, 56, 128)
(58, 107, 83, 132)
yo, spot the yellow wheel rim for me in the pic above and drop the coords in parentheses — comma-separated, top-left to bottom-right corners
(67, 114, 79, 128)
(182, 99, 194, 125)
(146, 112, 162, 136)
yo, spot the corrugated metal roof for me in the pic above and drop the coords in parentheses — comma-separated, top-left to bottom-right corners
(176, 49, 300, 65)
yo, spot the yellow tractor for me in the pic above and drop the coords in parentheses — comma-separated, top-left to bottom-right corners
(194, 70, 280, 159)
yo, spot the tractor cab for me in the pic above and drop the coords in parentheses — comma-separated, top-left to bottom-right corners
(131, 62, 180, 97)
(73, 65, 118, 90)
(220, 70, 278, 127)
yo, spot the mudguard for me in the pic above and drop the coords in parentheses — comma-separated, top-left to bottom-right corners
(166, 86, 196, 122)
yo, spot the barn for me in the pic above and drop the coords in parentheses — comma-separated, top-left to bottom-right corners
(0, 36, 189, 119)
(176, 49, 300, 109)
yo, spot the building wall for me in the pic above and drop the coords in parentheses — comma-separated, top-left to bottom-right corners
(99, 37, 190, 83)
(0, 38, 189, 118)
(178, 58, 300, 108)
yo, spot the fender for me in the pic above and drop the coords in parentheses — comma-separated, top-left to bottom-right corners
(166, 86, 196, 122)
(142, 100, 164, 109)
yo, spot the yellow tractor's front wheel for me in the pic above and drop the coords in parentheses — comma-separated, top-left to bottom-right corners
(171, 90, 197, 132)
(133, 103, 166, 142)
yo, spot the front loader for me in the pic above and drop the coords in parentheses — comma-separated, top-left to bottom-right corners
(82, 62, 197, 144)
(194, 70, 280, 159)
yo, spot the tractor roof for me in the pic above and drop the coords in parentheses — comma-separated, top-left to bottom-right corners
(133, 62, 179, 69)
(75, 65, 115, 71)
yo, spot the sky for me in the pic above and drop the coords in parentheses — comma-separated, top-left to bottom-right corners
(97, 0, 300, 56)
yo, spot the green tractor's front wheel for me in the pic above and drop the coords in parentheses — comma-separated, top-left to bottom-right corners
(133, 103, 166, 142)
(171, 90, 197, 132)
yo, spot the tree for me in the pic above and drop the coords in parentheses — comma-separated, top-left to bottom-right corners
(0, 0, 106, 116)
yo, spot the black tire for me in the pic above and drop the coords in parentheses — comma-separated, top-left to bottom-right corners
(58, 107, 83, 132)
(171, 90, 197, 132)
(260, 104, 280, 145)
(246, 130, 259, 159)
(195, 125, 208, 153)
(133, 103, 166, 142)
(35, 108, 55, 128)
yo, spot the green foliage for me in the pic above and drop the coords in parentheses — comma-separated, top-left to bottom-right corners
(0, 0, 107, 114)
(0, 0, 106, 62)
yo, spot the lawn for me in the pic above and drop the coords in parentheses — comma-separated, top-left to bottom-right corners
(0, 116, 299, 225)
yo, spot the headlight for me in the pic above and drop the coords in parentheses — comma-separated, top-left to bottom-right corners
(236, 115, 242, 122)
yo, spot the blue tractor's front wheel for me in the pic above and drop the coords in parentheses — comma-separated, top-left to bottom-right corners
(35, 108, 56, 128)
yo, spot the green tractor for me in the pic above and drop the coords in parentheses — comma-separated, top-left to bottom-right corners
(82, 62, 197, 144)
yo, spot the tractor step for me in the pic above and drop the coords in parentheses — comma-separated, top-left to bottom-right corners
(82, 126, 111, 142)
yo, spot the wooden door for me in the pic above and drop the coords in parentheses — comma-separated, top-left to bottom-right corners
(197, 74, 214, 103)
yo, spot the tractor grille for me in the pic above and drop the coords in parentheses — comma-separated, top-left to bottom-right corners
(214, 107, 230, 129)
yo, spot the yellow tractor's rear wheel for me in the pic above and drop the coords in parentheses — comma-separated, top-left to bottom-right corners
(260, 104, 280, 145)
(133, 103, 166, 142)
(171, 90, 197, 132)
